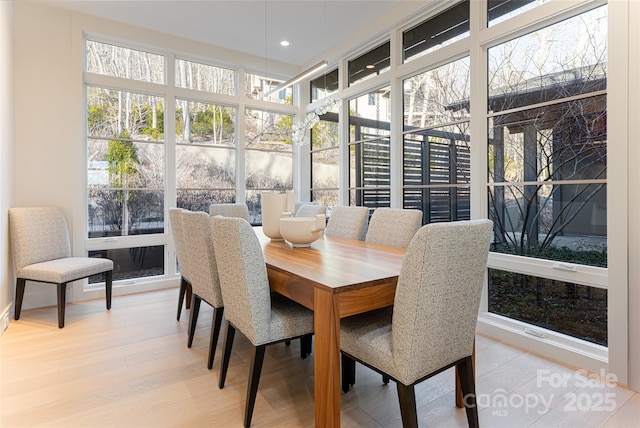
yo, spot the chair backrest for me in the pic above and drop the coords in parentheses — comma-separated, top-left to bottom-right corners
(391, 219, 493, 385)
(210, 216, 272, 346)
(181, 210, 224, 308)
(295, 203, 327, 218)
(8, 207, 71, 272)
(365, 208, 423, 248)
(209, 203, 250, 222)
(324, 206, 369, 240)
(168, 208, 190, 281)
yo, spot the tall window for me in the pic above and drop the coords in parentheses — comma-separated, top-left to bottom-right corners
(310, 104, 340, 207)
(402, 57, 471, 223)
(348, 86, 391, 208)
(486, 5, 608, 346)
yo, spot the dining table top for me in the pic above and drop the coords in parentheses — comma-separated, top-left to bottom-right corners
(255, 228, 406, 292)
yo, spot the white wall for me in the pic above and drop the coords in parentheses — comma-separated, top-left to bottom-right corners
(0, 1, 15, 333)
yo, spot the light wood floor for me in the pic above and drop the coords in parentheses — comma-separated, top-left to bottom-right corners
(1, 288, 638, 427)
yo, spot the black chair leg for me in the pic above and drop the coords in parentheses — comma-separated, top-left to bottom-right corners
(176, 277, 187, 320)
(57, 283, 67, 329)
(187, 295, 201, 348)
(208, 307, 225, 369)
(14, 278, 26, 320)
(300, 334, 312, 359)
(105, 270, 112, 310)
(244, 345, 266, 428)
(219, 321, 236, 389)
(284, 340, 291, 346)
(397, 382, 418, 428)
(382, 375, 390, 385)
(458, 356, 479, 428)
(341, 354, 356, 393)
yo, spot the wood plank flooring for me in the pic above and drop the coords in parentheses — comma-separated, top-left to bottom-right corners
(1, 288, 638, 427)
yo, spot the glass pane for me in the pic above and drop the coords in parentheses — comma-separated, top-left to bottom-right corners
(312, 190, 339, 208)
(88, 189, 164, 237)
(88, 139, 164, 189)
(312, 148, 339, 189)
(245, 72, 293, 105)
(177, 190, 235, 213)
(175, 59, 235, 95)
(245, 109, 293, 151)
(89, 246, 165, 282)
(311, 115, 339, 150)
(245, 150, 292, 190)
(176, 100, 235, 146)
(348, 41, 390, 86)
(489, 184, 607, 266)
(403, 1, 469, 63)
(349, 188, 390, 208)
(87, 87, 165, 142)
(488, 268, 607, 346)
(349, 138, 390, 189)
(488, 96, 607, 184)
(176, 146, 235, 189)
(404, 187, 469, 223)
(403, 57, 470, 126)
(488, 6, 607, 111)
(245, 190, 265, 226)
(311, 68, 339, 102)
(488, 0, 545, 27)
(349, 87, 391, 144)
(85, 40, 164, 84)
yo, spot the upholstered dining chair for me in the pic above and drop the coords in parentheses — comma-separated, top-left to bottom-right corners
(340, 219, 493, 428)
(365, 207, 423, 248)
(181, 209, 225, 370)
(169, 208, 191, 321)
(211, 216, 314, 428)
(295, 203, 327, 217)
(8, 206, 114, 328)
(209, 203, 251, 222)
(324, 205, 370, 241)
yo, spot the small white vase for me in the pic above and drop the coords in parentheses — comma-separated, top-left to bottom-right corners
(261, 193, 288, 240)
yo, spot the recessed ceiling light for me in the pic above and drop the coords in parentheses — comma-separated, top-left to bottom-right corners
(366, 64, 375, 69)
(280, 40, 290, 47)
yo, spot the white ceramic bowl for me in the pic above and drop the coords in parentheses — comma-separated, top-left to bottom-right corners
(279, 215, 325, 247)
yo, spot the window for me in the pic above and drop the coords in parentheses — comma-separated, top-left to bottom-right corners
(310, 68, 338, 102)
(245, 109, 293, 222)
(310, 103, 340, 207)
(488, 0, 545, 27)
(348, 42, 390, 86)
(245, 72, 293, 105)
(402, 1, 469, 63)
(175, 59, 236, 95)
(402, 57, 471, 223)
(175, 100, 237, 211)
(486, 5, 608, 344)
(86, 40, 164, 83)
(348, 86, 391, 207)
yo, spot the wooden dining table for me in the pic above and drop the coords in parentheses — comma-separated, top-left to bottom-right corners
(256, 228, 466, 427)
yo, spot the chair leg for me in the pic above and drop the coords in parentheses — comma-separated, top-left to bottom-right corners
(341, 354, 356, 393)
(105, 270, 112, 310)
(457, 356, 479, 428)
(218, 321, 236, 389)
(14, 278, 26, 320)
(208, 307, 225, 370)
(396, 382, 418, 428)
(244, 345, 266, 428)
(284, 340, 291, 346)
(383, 375, 390, 385)
(300, 334, 312, 359)
(185, 283, 192, 310)
(176, 277, 187, 320)
(187, 295, 201, 348)
(57, 283, 67, 329)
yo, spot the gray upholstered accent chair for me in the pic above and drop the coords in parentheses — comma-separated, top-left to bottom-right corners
(169, 208, 192, 321)
(324, 205, 370, 240)
(295, 203, 327, 217)
(209, 203, 251, 222)
(211, 216, 314, 428)
(8, 206, 113, 328)
(340, 219, 493, 428)
(181, 210, 225, 370)
(365, 207, 423, 248)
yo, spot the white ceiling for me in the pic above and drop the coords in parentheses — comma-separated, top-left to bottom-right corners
(42, 0, 416, 68)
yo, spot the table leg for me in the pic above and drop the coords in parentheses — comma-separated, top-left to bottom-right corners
(313, 288, 341, 427)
